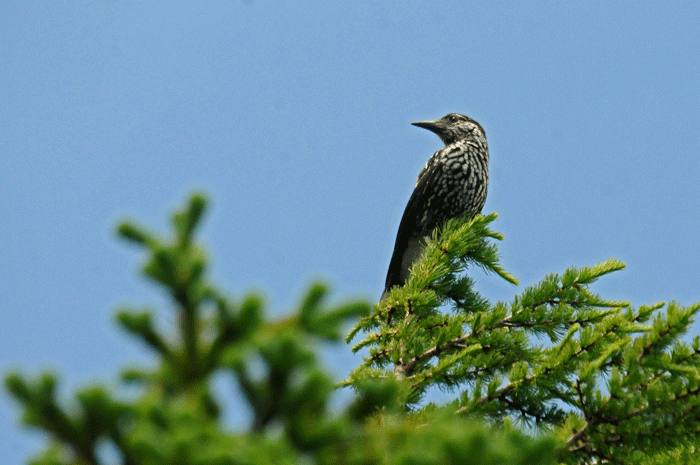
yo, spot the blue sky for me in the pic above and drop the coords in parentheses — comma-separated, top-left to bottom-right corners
(1, 2, 699, 462)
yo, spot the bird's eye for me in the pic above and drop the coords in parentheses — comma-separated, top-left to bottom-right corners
(449, 115, 458, 122)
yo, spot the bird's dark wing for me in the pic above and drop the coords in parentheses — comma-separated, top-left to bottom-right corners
(382, 160, 442, 298)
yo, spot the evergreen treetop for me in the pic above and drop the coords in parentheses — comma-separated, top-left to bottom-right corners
(6, 194, 700, 464)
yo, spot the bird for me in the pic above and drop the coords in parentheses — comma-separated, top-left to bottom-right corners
(382, 113, 489, 300)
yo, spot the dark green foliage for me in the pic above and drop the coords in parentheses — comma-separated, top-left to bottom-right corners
(6, 194, 700, 464)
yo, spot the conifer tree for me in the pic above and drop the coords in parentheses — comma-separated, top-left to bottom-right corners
(6, 194, 700, 464)
(347, 213, 700, 464)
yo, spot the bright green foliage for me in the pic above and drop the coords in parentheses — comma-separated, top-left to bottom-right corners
(6, 196, 700, 464)
(6, 195, 556, 465)
(347, 214, 700, 464)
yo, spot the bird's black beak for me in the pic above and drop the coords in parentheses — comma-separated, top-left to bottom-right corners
(411, 120, 441, 134)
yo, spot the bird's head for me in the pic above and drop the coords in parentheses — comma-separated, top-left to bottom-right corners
(412, 113, 485, 146)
